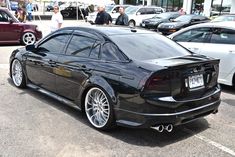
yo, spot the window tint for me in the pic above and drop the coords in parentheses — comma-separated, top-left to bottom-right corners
(0, 11, 10, 22)
(145, 8, 155, 14)
(110, 34, 191, 61)
(173, 28, 211, 43)
(66, 35, 95, 57)
(138, 8, 145, 14)
(89, 42, 100, 59)
(210, 28, 235, 44)
(101, 43, 124, 61)
(38, 34, 69, 53)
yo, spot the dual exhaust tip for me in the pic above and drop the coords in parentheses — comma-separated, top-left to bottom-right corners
(151, 124, 173, 132)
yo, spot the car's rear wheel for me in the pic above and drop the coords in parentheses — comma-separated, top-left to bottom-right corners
(11, 59, 26, 88)
(85, 87, 114, 130)
(21, 32, 36, 45)
(128, 20, 135, 27)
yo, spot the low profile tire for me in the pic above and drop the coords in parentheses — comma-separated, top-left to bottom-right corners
(11, 59, 26, 88)
(21, 32, 36, 45)
(128, 20, 135, 27)
(85, 87, 115, 130)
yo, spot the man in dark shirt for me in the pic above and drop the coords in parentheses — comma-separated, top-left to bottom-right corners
(115, 7, 129, 26)
(95, 5, 112, 25)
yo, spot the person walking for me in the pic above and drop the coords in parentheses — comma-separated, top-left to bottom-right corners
(115, 7, 128, 26)
(95, 5, 112, 25)
(50, 6, 63, 32)
(26, 0, 33, 21)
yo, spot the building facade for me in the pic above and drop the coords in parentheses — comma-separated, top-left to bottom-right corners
(119, 0, 235, 17)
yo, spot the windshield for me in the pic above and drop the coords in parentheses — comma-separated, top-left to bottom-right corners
(110, 34, 191, 61)
(174, 15, 192, 22)
(153, 13, 171, 19)
(105, 5, 113, 12)
(125, 6, 139, 15)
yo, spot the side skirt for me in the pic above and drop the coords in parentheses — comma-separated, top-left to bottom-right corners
(27, 83, 81, 111)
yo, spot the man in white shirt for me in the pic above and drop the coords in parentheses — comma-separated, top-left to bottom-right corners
(50, 6, 63, 32)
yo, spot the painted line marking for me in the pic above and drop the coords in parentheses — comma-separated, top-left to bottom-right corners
(184, 128, 235, 156)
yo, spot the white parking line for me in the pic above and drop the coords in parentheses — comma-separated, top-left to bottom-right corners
(0, 64, 9, 69)
(184, 128, 235, 156)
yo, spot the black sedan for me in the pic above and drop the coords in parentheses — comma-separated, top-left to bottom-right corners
(9, 26, 221, 131)
(140, 12, 180, 30)
(158, 14, 210, 35)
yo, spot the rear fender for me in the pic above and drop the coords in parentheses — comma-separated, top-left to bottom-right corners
(77, 75, 117, 111)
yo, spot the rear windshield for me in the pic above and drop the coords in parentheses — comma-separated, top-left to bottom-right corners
(110, 33, 191, 61)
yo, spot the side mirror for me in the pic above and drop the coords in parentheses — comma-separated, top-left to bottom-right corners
(9, 18, 14, 24)
(26, 44, 36, 52)
(136, 12, 141, 15)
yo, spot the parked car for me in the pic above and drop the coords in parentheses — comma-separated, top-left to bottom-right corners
(140, 12, 180, 30)
(10, 1, 18, 11)
(169, 22, 235, 86)
(61, 6, 88, 19)
(158, 14, 210, 35)
(9, 26, 221, 131)
(211, 14, 235, 22)
(0, 7, 42, 45)
(86, 5, 131, 24)
(126, 6, 165, 27)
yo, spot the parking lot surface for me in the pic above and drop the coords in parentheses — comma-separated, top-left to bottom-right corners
(0, 21, 235, 157)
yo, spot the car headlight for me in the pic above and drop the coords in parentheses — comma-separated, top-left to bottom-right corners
(168, 25, 175, 29)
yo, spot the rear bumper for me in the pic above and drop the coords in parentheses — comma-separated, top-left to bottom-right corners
(114, 86, 221, 128)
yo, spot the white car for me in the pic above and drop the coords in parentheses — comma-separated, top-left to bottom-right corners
(86, 5, 131, 24)
(169, 22, 235, 86)
(125, 6, 165, 27)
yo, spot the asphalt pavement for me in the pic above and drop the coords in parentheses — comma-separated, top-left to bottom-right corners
(0, 21, 235, 157)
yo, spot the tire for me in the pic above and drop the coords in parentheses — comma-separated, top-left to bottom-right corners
(85, 87, 115, 130)
(128, 20, 135, 27)
(11, 59, 26, 88)
(21, 32, 36, 45)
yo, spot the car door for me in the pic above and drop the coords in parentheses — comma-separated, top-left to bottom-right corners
(56, 32, 98, 101)
(25, 31, 71, 92)
(0, 10, 21, 43)
(200, 28, 235, 85)
(171, 27, 212, 54)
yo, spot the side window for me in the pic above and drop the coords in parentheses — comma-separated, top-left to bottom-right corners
(210, 28, 235, 44)
(0, 11, 10, 22)
(173, 28, 211, 43)
(154, 8, 162, 14)
(38, 34, 70, 53)
(66, 35, 95, 57)
(145, 8, 155, 14)
(138, 8, 145, 15)
(89, 42, 100, 59)
(101, 43, 124, 61)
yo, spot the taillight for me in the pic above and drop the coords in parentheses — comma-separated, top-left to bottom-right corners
(144, 72, 170, 92)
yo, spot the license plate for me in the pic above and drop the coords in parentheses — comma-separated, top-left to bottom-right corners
(142, 23, 145, 27)
(188, 74, 204, 89)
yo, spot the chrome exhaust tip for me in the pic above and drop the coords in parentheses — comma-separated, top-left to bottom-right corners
(151, 125, 164, 132)
(165, 124, 173, 132)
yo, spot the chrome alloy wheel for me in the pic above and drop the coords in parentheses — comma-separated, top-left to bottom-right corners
(85, 87, 110, 128)
(22, 32, 36, 45)
(11, 59, 23, 87)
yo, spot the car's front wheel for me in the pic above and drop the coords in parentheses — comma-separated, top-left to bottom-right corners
(11, 59, 26, 88)
(21, 32, 36, 45)
(85, 87, 114, 130)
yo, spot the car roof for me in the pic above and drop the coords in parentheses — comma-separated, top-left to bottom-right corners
(128, 5, 162, 9)
(187, 21, 235, 29)
(61, 25, 153, 36)
(169, 21, 235, 37)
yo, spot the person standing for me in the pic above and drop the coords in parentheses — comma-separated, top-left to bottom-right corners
(115, 7, 128, 26)
(17, 6, 27, 23)
(95, 5, 112, 25)
(50, 6, 63, 32)
(26, 0, 33, 21)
